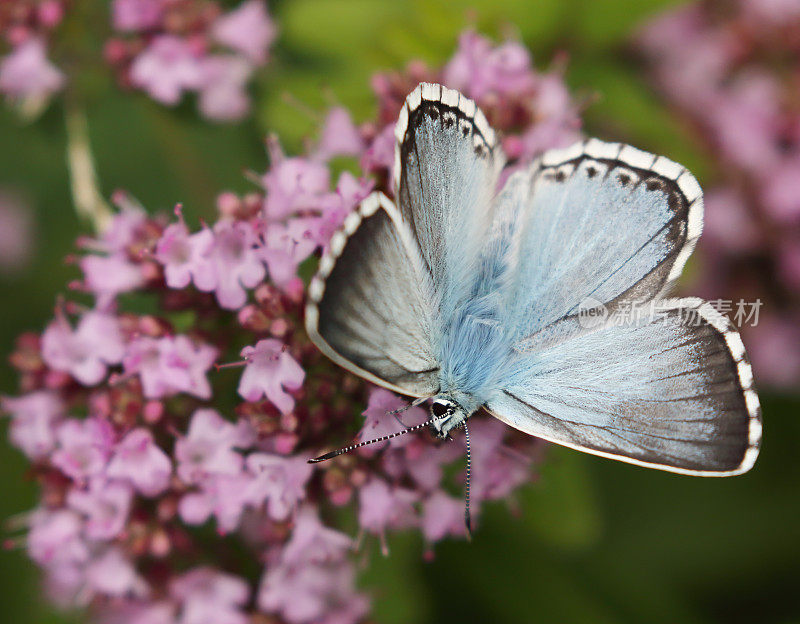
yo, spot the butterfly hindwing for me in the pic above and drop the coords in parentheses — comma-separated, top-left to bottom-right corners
(487, 299, 761, 475)
(305, 192, 440, 397)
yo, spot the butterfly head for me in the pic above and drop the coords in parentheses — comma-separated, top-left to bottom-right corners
(430, 397, 469, 439)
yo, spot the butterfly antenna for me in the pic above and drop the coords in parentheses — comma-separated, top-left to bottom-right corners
(386, 402, 412, 427)
(386, 396, 427, 416)
(464, 422, 472, 541)
(308, 415, 443, 464)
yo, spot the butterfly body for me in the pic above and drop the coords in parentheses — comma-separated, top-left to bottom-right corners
(306, 82, 761, 476)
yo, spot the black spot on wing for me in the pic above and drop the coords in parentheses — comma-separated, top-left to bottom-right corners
(400, 98, 494, 162)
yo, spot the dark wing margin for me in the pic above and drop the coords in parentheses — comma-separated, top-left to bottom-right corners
(488, 298, 761, 476)
(538, 139, 704, 292)
(393, 82, 505, 310)
(541, 139, 704, 288)
(305, 192, 441, 398)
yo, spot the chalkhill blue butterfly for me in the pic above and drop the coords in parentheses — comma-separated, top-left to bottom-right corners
(305, 83, 762, 530)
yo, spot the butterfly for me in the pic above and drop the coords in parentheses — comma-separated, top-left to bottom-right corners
(305, 82, 761, 485)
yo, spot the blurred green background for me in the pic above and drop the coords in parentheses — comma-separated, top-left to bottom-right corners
(1, 1, 798, 622)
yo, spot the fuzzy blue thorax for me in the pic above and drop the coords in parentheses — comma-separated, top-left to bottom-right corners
(436, 292, 511, 418)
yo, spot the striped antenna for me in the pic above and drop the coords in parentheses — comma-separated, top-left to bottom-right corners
(463, 422, 472, 540)
(307, 415, 444, 464)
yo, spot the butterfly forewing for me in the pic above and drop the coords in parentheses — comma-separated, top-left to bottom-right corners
(505, 140, 703, 350)
(395, 82, 505, 317)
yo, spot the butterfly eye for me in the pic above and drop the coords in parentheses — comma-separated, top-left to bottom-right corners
(431, 401, 451, 418)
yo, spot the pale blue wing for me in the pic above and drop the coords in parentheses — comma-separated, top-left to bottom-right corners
(486, 299, 761, 475)
(501, 140, 704, 347)
(305, 192, 440, 397)
(394, 82, 505, 318)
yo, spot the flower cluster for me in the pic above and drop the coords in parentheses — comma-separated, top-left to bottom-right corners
(105, 0, 277, 121)
(3, 30, 577, 624)
(0, 0, 277, 121)
(0, 0, 67, 103)
(638, 0, 800, 387)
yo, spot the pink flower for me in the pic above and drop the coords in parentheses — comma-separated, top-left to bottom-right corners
(106, 428, 172, 496)
(130, 36, 203, 105)
(27, 508, 89, 568)
(238, 339, 304, 413)
(518, 74, 582, 159)
(258, 509, 365, 624)
(246, 453, 313, 521)
(334, 171, 374, 209)
(178, 472, 255, 533)
(212, 0, 277, 64)
(637, 2, 705, 55)
(442, 30, 536, 100)
(67, 478, 133, 540)
(259, 218, 317, 288)
(707, 72, 783, 175)
(307, 172, 373, 247)
(316, 107, 364, 160)
(779, 242, 800, 290)
(51, 417, 116, 481)
(80, 254, 145, 307)
(703, 188, 761, 253)
(110, 1, 274, 122)
(2, 390, 64, 459)
(111, 0, 164, 31)
(171, 568, 250, 624)
(197, 55, 253, 122)
(155, 221, 216, 290)
(85, 547, 148, 598)
(421, 491, 467, 543)
(281, 508, 352, 564)
(97, 602, 175, 624)
(205, 220, 267, 309)
(95, 204, 147, 255)
(175, 409, 255, 484)
(760, 156, 800, 223)
(470, 418, 531, 503)
(742, 0, 800, 24)
(0, 38, 64, 99)
(360, 123, 395, 177)
(357, 388, 426, 455)
(403, 442, 462, 491)
(158, 218, 266, 306)
(262, 171, 370, 273)
(747, 315, 800, 387)
(357, 478, 418, 549)
(38, 1, 65, 28)
(638, 5, 736, 110)
(42, 310, 125, 386)
(259, 560, 366, 624)
(43, 562, 86, 607)
(123, 335, 217, 399)
(262, 156, 330, 220)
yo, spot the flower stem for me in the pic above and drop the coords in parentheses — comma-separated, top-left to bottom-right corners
(65, 104, 111, 233)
